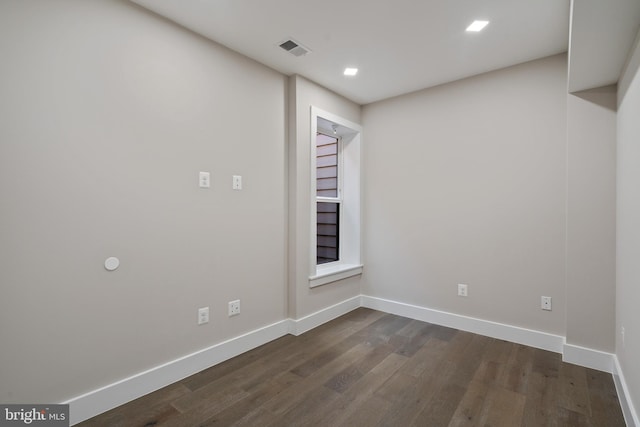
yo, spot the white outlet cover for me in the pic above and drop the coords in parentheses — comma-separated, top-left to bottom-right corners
(457, 284, 468, 297)
(228, 300, 240, 316)
(232, 175, 242, 190)
(199, 171, 210, 188)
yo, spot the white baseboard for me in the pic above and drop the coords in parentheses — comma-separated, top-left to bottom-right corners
(361, 295, 565, 353)
(289, 295, 361, 335)
(562, 343, 614, 373)
(64, 294, 629, 425)
(64, 319, 290, 425)
(614, 356, 640, 427)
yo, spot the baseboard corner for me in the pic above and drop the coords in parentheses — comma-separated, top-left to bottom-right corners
(613, 356, 640, 427)
(562, 342, 614, 373)
(289, 295, 361, 336)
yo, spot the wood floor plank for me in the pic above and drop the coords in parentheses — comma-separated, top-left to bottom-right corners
(447, 334, 492, 387)
(320, 353, 410, 426)
(480, 338, 514, 365)
(239, 319, 368, 391)
(373, 330, 479, 426)
(557, 406, 593, 426)
(337, 395, 393, 427)
(187, 371, 300, 427)
(77, 309, 626, 427)
(394, 319, 429, 338)
(429, 323, 458, 341)
(262, 343, 373, 415)
(522, 371, 560, 427)
(498, 343, 534, 394)
(473, 359, 503, 385)
(289, 337, 361, 378)
(289, 313, 401, 378)
(588, 390, 626, 427)
(350, 314, 413, 348)
(557, 361, 592, 416)
(399, 336, 449, 378)
(475, 384, 526, 427)
(229, 407, 278, 427)
(164, 386, 248, 426)
(532, 346, 562, 379)
(376, 333, 477, 426)
(409, 382, 468, 427)
(324, 364, 364, 393)
(265, 383, 341, 427)
(586, 368, 626, 426)
(393, 323, 436, 357)
(447, 379, 491, 426)
(374, 371, 421, 404)
(324, 335, 405, 394)
(170, 380, 247, 413)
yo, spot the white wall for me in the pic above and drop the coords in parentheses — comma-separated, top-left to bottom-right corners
(288, 75, 361, 319)
(362, 55, 567, 335)
(0, 0, 287, 404)
(566, 86, 617, 352)
(617, 30, 640, 421)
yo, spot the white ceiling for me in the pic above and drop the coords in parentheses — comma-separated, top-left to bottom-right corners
(129, 0, 639, 105)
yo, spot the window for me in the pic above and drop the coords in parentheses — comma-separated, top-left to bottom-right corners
(316, 132, 340, 264)
(309, 107, 362, 287)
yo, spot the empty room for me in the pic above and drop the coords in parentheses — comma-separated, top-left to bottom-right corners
(1, 0, 640, 425)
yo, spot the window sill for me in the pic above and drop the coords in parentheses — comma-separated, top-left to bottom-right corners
(309, 264, 363, 288)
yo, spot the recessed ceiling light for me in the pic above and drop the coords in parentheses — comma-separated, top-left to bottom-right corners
(466, 20, 489, 32)
(344, 68, 358, 76)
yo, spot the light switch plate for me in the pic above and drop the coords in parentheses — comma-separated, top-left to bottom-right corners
(198, 307, 209, 324)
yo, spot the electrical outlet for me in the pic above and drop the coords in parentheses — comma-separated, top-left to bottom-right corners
(232, 175, 242, 190)
(621, 326, 625, 348)
(541, 296, 552, 311)
(228, 300, 240, 316)
(198, 307, 209, 325)
(199, 172, 210, 188)
(457, 284, 468, 297)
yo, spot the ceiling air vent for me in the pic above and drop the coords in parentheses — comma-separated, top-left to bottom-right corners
(278, 38, 311, 57)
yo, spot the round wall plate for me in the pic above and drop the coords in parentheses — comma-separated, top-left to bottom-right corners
(104, 257, 120, 271)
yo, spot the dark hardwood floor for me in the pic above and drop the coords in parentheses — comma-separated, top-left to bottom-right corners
(78, 308, 626, 426)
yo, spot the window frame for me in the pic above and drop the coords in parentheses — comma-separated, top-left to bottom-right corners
(309, 106, 363, 287)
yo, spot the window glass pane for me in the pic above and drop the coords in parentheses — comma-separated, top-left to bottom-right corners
(316, 133, 338, 198)
(317, 202, 339, 264)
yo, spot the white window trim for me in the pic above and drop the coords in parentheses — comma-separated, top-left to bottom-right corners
(309, 106, 363, 288)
